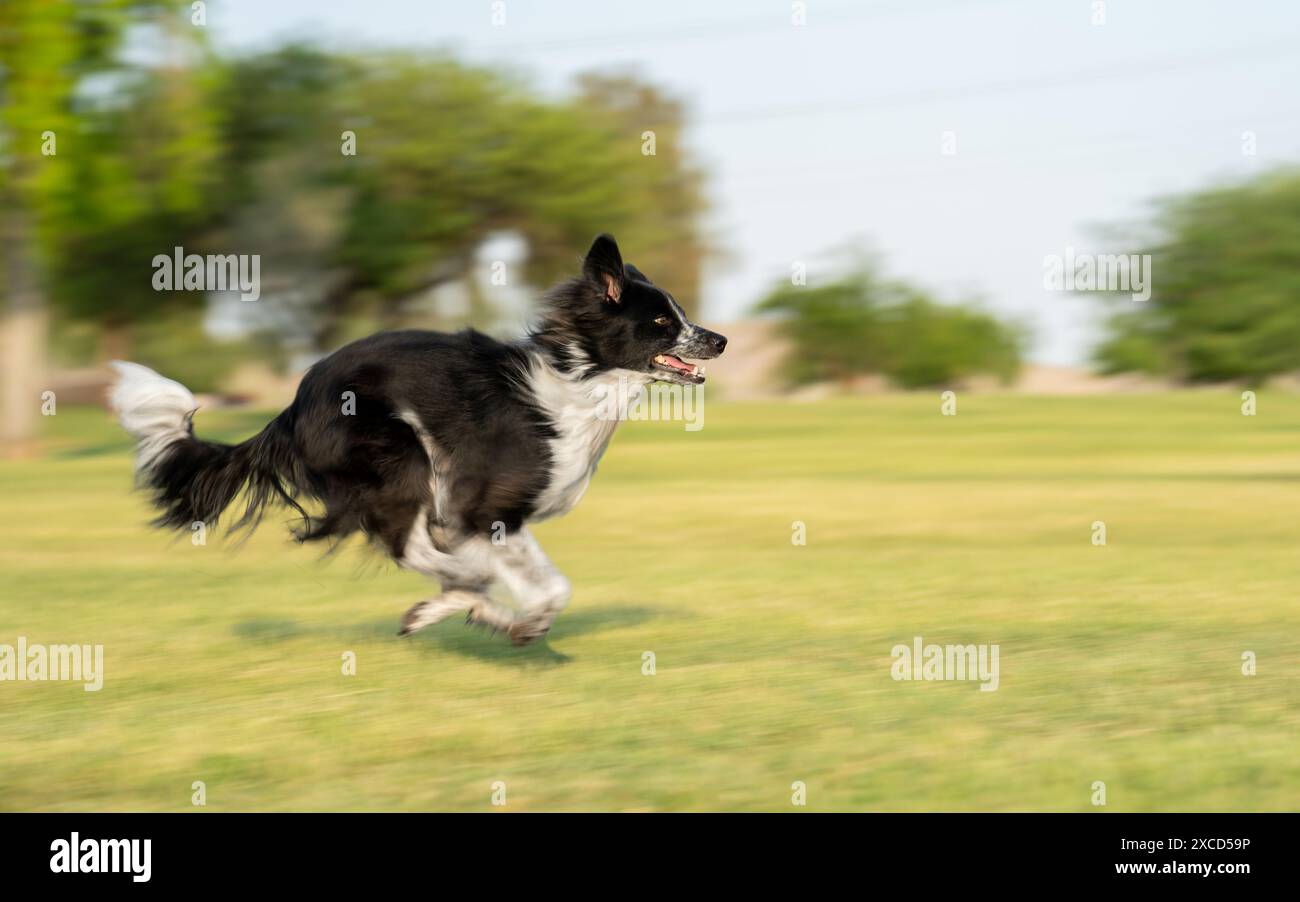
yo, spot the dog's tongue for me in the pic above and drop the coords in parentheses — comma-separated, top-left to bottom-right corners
(656, 354, 694, 373)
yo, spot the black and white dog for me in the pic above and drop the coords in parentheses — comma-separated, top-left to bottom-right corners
(110, 235, 726, 645)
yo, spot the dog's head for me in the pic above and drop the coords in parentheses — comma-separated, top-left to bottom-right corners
(540, 234, 727, 385)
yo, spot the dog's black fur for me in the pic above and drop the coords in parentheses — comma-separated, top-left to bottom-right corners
(112, 235, 725, 643)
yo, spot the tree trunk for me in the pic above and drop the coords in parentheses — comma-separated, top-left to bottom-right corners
(0, 204, 48, 456)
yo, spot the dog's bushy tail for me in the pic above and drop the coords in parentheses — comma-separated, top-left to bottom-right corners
(108, 361, 305, 534)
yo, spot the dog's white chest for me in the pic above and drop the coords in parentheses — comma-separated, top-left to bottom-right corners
(526, 363, 646, 521)
(535, 410, 616, 519)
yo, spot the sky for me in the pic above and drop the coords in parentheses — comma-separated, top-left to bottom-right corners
(207, 0, 1300, 365)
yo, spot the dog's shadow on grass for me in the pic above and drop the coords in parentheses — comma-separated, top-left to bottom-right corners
(410, 603, 663, 667)
(323, 603, 665, 668)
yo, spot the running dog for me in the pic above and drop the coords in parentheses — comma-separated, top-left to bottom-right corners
(109, 235, 726, 645)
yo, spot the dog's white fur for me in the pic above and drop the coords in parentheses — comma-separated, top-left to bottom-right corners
(107, 357, 606, 641)
(109, 351, 651, 645)
(524, 359, 651, 520)
(107, 361, 197, 473)
(393, 358, 644, 639)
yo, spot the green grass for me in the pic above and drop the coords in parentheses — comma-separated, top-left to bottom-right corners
(2, 393, 1299, 811)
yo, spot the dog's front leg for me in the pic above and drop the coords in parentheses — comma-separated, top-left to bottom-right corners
(487, 528, 572, 646)
(396, 514, 514, 637)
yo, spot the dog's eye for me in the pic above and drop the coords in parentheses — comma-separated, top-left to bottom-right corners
(654, 315, 672, 326)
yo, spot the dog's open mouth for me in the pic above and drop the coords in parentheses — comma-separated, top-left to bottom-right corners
(653, 354, 706, 384)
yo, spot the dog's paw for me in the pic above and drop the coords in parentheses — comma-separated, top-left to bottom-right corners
(507, 614, 552, 647)
(399, 600, 446, 637)
(398, 604, 425, 637)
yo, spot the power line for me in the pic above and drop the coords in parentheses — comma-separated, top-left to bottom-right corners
(711, 107, 1300, 190)
(699, 36, 1300, 125)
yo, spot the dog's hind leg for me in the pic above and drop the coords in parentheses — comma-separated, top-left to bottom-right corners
(398, 585, 513, 637)
(395, 509, 514, 637)
(487, 528, 571, 647)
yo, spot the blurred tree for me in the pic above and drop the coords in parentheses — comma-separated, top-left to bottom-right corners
(206, 45, 356, 355)
(1094, 168, 1300, 384)
(215, 52, 709, 351)
(1, 0, 82, 449)
(880, 293, 1023, 389)
(756, 268, 893, 386)
(5, 24, 710, 409)
(757, 261, 1024, 389)
(48, 34, 224, 356)
(0, 0, 213, 449)
(565, 73, 709, 310)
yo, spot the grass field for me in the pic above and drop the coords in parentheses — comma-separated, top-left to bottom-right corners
(2, 393, 1299, 811)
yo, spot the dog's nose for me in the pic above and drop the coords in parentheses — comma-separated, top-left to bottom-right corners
(710, 332, 727, 354)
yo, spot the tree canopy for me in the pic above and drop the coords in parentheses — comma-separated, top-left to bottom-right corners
(756, 260, 1024, 389)
(1093, 168, 1300, 385)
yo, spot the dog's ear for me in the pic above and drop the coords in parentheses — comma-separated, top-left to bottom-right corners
(583, 233, 625, 304)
